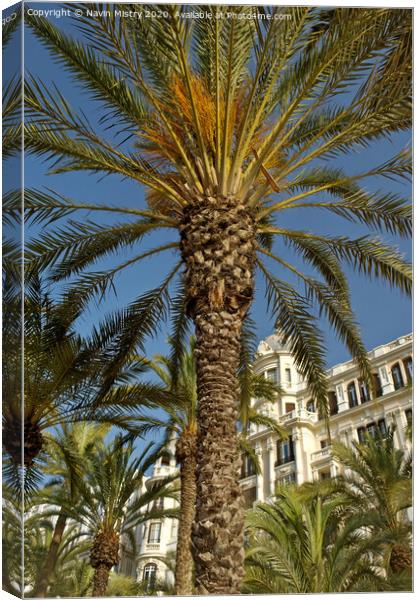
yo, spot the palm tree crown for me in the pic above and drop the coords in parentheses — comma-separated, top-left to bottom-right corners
(9, 5, 412, 592)
(17, 6, 411, 411)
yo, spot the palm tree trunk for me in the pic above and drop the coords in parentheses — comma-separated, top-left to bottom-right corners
(389, 543, 412, 573)
(92, 564, 112, 597)
(180, 195, 256, 594)
(90, 530, 120, 597)
(175, 430, 197, 595)
(34, 508, 67, 597)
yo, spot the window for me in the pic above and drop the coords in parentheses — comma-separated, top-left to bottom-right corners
(357, 427, 366, 443)
(403, 357, 413, 383)
(405, 408, 412, 426)
(285, 368, 292, 383)
(358, 379, 370, 403)
(241, 453, 256, 479)
(147, 523, 161, 544)
(328, 391, 338, 415)
(306, 400, 315, 413)
(143, 563, 157, 590)
(347, 382, 358, 408)
(243, 487, 257, 508)
(366, 422, 377, 438)
(285, 402, 295, 414)
(161, 451, 171, 466)
(266, 368, 278, 383)
(358, 419, 387, 443)
(373, 373, 383, 397)
(153, 497, 164, 511)
(377, 419, 387, 436)
(278, 472, 296, 485)
(391, 363, 404, 390)
(276, 437, 295, 466)
(320, 439, 330, 449)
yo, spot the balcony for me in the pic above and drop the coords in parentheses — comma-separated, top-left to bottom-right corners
(274, 460, 296, 473)
(311, 447, 332, 463)
(145, 542, 161, 551)
(279, 408, 317, 424)
(239, 473, 257, 486)
(145, 464, 173, 488)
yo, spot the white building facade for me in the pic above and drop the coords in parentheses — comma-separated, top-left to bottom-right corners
(132, 332, 413, 587)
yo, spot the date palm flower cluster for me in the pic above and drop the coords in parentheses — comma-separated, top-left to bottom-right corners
(3, 4, 412, 593)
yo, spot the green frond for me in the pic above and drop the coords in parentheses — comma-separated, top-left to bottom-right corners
(98, 262, 182, 393)
(279, 230, 412, 295)
(26, 218, 162, 278)
(3, 187, 176, 226)
(257, 260, 329, 416)
(2, 6, 21, 48)
(26, 11, 151, 130)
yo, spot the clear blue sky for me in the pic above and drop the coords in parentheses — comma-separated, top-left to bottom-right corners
(8, 3, 412, 371)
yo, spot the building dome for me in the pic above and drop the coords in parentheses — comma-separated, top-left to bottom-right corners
(257, 332, 292, 355)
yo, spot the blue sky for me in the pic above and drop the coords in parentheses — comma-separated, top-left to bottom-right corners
(6, 3, 412, 373)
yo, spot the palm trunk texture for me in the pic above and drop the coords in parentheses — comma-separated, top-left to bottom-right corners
(90, 530, 120, 597)
(34, 509, 67, 597)
(180, 195, 256, 594)
(175, 430, 197, 595)
(390, 543, 412, 573)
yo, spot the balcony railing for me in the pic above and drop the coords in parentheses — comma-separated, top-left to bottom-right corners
(145, 542, 161, 551)
(274, 459, 296, 470)
(279, 408, 317, 424)
(311, 447, 332, 462)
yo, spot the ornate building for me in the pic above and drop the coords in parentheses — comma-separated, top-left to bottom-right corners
(130, 332, 413, 588)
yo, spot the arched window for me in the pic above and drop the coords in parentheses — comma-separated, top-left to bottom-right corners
(161, 451, 171, 466)
(328, 391, 338, 415)
(391, 363, 404, 390)
(347, 382, 358, 408)
(373, 373, 383, 397)
(241, 453, 255, 479)
(403, 356, 413, 383)
(143, 563, 157, 589)
(358, 379, 370, 403)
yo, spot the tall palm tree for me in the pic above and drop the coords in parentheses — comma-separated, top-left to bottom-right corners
(333, 430, 412, 577)
(33, 423, 109, 597)
(141, 334, 284, 594)
(18, 5, 412, 591)
(243, 485, 389, 593)
(52, 436, 179, 596)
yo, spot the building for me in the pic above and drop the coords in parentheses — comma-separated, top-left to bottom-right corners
(133, 332, 413, 588)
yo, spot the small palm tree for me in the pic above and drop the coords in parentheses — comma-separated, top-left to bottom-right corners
(244, 485, 389, 593)
(139, 334, 284, 595)
(333, 430, 412, 577)
(53, 436, 178, 596)
(47, 559, 94, 598)
(33, 423, 109, 597)
(19, 6, 412, 590)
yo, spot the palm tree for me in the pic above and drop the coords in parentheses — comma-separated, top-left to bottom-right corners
(19, 5, 412, 591)
(2, 264, 171, 494)
(33, 423, 109, 597)
(243, 485, 389, 593)
(333, 430, 412, 578)
(2, 484, 90, 597)
(47, 559, 93, 598)
(52, 435, 179, 596)
(141, 334, 283, 594)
